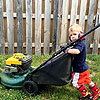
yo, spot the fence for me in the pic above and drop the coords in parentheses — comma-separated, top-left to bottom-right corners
(0, 0, 100, 55)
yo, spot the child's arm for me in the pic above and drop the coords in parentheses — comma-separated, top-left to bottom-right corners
(67, 48, 80, 54)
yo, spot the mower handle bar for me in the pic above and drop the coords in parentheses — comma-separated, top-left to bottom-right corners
(32, 23, 100, 72)
(52, 23, 100, 57)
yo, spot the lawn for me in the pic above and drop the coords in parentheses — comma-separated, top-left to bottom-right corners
(0, 54, 100, 100)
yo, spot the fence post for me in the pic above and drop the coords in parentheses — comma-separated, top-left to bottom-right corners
(56, 0, 63, 50)
(44, 0, 51, 54)
(6, 0, 14, 55)
(0, 0, 5, 54)
(35, 0, 42, 55)
(70, 0, 78, 25)
(92, 0, 100, 54)
(26, 0, 32, 54)
(52, 0, 58, 53)
(60, 0, 69, 46)
(86, 0, 96, 54)
(79, 0, 87, 31)
(16, 0, 23, 53)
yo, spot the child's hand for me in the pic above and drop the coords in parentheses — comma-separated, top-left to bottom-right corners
(60, 46, 70, 53)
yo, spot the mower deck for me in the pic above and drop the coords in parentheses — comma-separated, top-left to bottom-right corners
(0, 67, 35, 88)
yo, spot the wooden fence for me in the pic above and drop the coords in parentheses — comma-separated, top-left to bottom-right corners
(0, 0, 100, 55)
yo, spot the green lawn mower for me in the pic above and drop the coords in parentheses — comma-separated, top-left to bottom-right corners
(0, 52, 72, 96)
(0, 53, 34, 88)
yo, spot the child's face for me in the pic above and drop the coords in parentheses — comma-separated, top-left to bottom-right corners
(69, 31, 79, 41)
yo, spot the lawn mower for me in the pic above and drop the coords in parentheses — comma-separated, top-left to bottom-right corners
(0, 23, 100, 96)
(0, 53, 34, 88)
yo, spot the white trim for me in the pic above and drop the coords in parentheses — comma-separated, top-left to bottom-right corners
(72, 73, 80, 87)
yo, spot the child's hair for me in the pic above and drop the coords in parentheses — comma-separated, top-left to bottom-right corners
(69, 24, 83, 33)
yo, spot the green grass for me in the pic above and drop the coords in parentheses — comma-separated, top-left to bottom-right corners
(0, 54, 100, 100)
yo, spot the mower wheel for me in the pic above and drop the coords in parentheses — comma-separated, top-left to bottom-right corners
(23, 80, 38, 95)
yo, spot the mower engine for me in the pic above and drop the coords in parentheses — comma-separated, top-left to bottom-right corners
(4, 53, 32, 74)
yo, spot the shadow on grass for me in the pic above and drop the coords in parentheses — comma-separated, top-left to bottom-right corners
(37, 84, 80, 100)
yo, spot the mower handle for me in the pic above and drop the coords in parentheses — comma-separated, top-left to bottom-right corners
(52, 23, 100, 57)
(31, 23, 100, 72)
